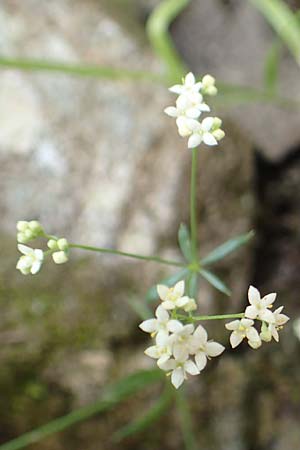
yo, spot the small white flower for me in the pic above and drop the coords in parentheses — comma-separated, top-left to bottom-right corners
(225, 318, 261, 349)
(190, 325, 225, 371)
(245, 286, 276, 324)
(157, 281, 189, 310)
(263, 306, 289, 342)
(52, 251, 68, 264)
(187, 117, 223, 149)
(16, 244, 44, 275)
(159, 357, 200, 389)
(172, 324, 194, 360)
(139, 305, 182, 340)
(169, 72, 202, 96)
(165, 93, 210, 120)
(144, 334, 173, 366)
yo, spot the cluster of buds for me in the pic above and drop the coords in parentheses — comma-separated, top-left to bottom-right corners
(16, 220, 69, 275)
(139, 281, 225, 389)
(226, 286, 289, 348)
(164, 73, 225, 149)
(140, 282, 289, 389)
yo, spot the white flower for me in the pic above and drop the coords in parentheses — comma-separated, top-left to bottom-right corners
(139, 305, 182, 340)
(165, 93, 210, 120)
(172, 324, 194, 360)
(187, 117, 224, 149)
(245, 286, 276, 324)
(190, 325, 225, 371)
(157, 281, 189, 310)
(262, 306, 289, 342)
(169, 72, 202, 96)
(159, 357, 200, 389)
(16, 244, 44, 275)
(225, 318, 261, 349)
(52, 251, 68, 264)
(144, 334, 173, 366)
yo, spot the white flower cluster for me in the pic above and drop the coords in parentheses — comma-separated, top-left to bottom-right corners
(164, 73, 225, 149)
(139, 281, 225, 389)
(16, 220, 69, 275)
(225, 286, 289, 349)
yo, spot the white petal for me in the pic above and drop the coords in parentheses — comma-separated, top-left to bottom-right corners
(188, 134, 202, 148)
(164, 106, 178, 117)
(155, 305, 169, 322)
(246, 326, 260, 342)
(31, 261, 42, 274)
(271, 327, 279, 342)
(193, 325, 208, 344)
(259, 309, 275, 324)
(230, 331, 244, 348)
(161, 300, 175, 310)
(261, 293, 277, 307)
(203, 132, 217, 146)
(139, 318, 157, 333)
(194, 82, 203, 91)
(167, 320, 183, 333)
(245, 305, 258, 320)
(145, 345, 160, 359)
(173, 344, 189, 361)
(184, 360, 200, 375)
(156, 330, 170, 343)
(201, 117, 214, 131)
(206, 342, 225, 357)
(276, 313, 289, 326)
(159, 359, 175, 371)
(195, 352, 207, 371)
(176, 296, 190, 308)
(182, 324, 194, 336)
(169, 85, 183, 94)
(248, 339, 262, 349)
(241, 318, 254, 328)
(187, 118, 201, 132)
(157, 284, 169, 301)
(225, 320, 240, 331)
(176, 95, 189, 110)
(248, 285, 261, 306)
(186, 108, 201, 119)
(171, 367, 185, 389)
(185, 72, 195, 86)
(34, 249, 44, 261)
(18, 244, 33, 255)
(198, 103, 210, 112)
(174, 280, 185, 297)
(158, 354, 171, 365)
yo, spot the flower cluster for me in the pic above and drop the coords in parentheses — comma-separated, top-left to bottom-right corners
(16, 220, 69, 275)
(225, 286, 289, 349)
(139, 281, 225, 389)
(164, 73, 225, 149)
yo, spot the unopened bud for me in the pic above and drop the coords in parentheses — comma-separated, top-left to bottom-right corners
(52, 251, 68, 264)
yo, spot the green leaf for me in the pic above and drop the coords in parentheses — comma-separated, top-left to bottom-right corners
(186, 272, 198, 299)
(178, 223, 193, 262)
(199, 269, 231, 296)
(249, 0, 300, 66)
(200, 230, 254, 266)
(264, 42, 281, 93)
(0, 369, 163, 450)
(145, 268, 189, 302)
(113, 387, 173, 441)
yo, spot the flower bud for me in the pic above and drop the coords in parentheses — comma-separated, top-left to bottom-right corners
(183, 298, 197, 312)
(17, 221, 29, 232)
(57, 238, 68, 251)
(17, 232, 28, 243)
(47, 239, 58, 250)
(213, 117, 222, 129)
(260, 322, 272, 342)
(202, 74, 215, 87)
(52, 251, 68, 264)
(213, 129, 225, 141)
(28, 220, 42, 233)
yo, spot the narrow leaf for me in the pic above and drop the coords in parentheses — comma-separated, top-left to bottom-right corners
(113, 388, 173, 441)
(145, 268, 189, 302)
(200, 230, 254, 266)
(264, 42, 281, 92)
(199, 269, 231, 296)
(178, 223, 193, 262)
(0, 369, 163, 450)
(186, 272, 198, 299)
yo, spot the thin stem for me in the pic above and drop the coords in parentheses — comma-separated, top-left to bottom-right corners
(178, 313, 245, 322)
(190, 147, 198, 261)
(69, 243, 185, 268)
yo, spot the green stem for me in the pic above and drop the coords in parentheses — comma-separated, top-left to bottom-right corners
(190, 147, 198, 261)
(176, 387, 198, 450)
(178, 313, 245, 322)
(69, 243, 185, 268)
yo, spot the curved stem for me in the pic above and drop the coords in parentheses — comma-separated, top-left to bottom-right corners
(190, 147, 198, 261)
(178, 313, 245, 322)
(69, 243, 185, 268)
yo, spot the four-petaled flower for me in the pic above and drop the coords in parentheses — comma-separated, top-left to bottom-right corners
(264, 306, 290, 342)
(139, 305, 183, 341)
(16, 244, 44, 275)
(157, 281, 189, 310)
(159, 357, 200, 389)
(225, 318, 262, 349)
(169, 72, 203, 96)
(245, 286, 276, 323)
(190, 325, 225, 370)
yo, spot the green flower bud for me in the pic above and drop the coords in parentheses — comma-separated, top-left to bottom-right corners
(52, 251, 68, 264)
(57, 238, 68, 251)
(17, 221, 29, 232)
(47, 239, 58, 250)
(28, 220, 42, 233)
(213, 129, 225, 141)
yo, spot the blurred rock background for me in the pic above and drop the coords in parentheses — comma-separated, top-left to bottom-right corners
(1, 0, 300, 449)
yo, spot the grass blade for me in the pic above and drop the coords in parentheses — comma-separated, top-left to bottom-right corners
(199, 269, 231, 296)
(178, 223, 193, 262)
(200, 231, 254, 266)
(0, 369, 163, 450)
